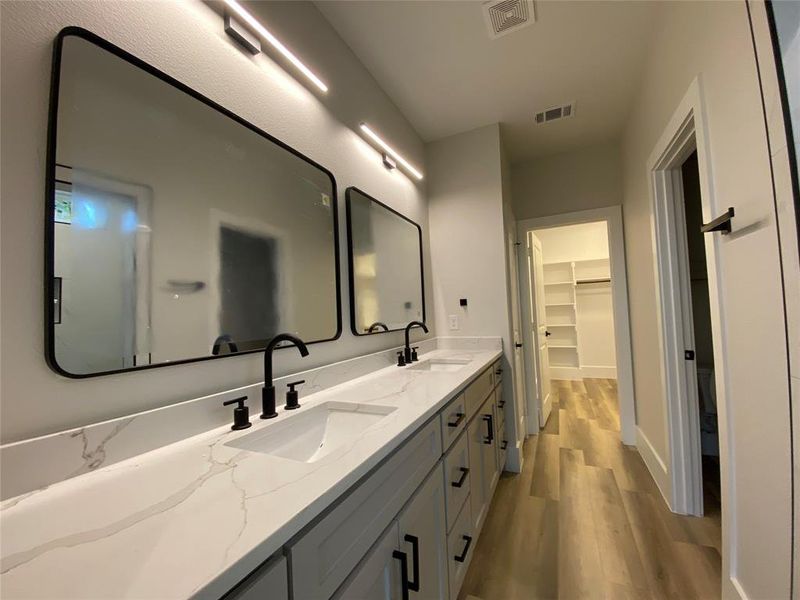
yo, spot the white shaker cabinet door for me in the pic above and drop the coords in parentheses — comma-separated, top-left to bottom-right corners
(334, 522, 402, 600)
(397, 467, 449, 600)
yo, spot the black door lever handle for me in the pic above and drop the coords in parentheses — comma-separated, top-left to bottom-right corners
(701, 207, 734, 235)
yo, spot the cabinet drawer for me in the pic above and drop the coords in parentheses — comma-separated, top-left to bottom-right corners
(464, 367, 493, 420)
(440, 393, 467, 451)
(289, 418, 442, 600)
(224, 554, 288, 600)
(495, 385, 507, 429)
(443, 431, 470, 532)
(446, 499, 475, 600)
(493, 360, 503, 385)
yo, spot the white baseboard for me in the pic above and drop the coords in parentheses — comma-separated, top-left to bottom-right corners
(580, 365, 617, 378)
(636, 426, 671, 507)
(549, 366, 581, 380)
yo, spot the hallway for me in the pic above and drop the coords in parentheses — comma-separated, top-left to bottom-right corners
(459, 379, 722, 599)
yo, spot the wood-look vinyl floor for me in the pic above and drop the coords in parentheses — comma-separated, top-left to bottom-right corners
(459, 379, 722, 600)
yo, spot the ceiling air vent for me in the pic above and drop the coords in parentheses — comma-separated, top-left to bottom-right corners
(535, 102, 576, 124)
(482, 0, 536, 39)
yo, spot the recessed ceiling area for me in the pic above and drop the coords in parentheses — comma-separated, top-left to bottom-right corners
(316, 0, 661, 163)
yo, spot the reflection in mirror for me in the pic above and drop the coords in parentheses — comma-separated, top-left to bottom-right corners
(47, 30, 340, 377)
(346, 188, 425, 335)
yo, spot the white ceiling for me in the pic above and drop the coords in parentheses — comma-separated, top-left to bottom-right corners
(315, 0, 661, 164)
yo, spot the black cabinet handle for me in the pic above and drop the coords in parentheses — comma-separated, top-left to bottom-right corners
(447, 412, 465, 428)
(545, 330, 552, 337)
(482, 414, 494, 445)
(403, 534, 420, 592)
(451, 467, 470, 488)
(501, 440, 508, 450)
(495, 368, 503, 375)
(498, 400, 505, 408)
(393, 550, 410, 600)
(454, 535, 473, 563)
(701, 207, 734, 235)
(515, 343, 523, 348)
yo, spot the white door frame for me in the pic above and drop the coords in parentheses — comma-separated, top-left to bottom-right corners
(646, 77, 729, 517)
(517, 205, 636, 445)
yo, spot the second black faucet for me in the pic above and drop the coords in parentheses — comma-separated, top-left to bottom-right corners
(403, 320, 428, 364)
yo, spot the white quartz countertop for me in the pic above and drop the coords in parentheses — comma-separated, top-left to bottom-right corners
(0, 348, 502, 599)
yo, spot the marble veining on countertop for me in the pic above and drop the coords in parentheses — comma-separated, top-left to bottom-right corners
(0, 347, 502, 599)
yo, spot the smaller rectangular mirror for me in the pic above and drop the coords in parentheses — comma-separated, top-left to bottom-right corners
(346, 187, 425, 335)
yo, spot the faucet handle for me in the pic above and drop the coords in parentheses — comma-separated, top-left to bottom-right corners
(397, 351, 406, 367)
(285, 380, 305, 410)
(223, 396, 252, 431)
(411, 347, 419, 362)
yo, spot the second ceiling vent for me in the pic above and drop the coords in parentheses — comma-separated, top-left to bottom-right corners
(482, 0, 536, 39)
(535, 103, 576, 124)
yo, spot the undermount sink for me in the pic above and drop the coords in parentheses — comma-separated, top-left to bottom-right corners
(226, 401, 397, 463)
(408, 358, 470, 373)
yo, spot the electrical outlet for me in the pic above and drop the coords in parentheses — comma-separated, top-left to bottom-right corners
(448, 315, 459, 330)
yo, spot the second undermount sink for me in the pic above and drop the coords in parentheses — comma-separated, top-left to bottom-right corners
(408, 358, 470, 373)
(225, 401, 397, 463)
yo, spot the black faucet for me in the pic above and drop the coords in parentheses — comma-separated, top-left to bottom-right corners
(403, 320, 428, 363)
(261, 333, 309, 419)
(366, 321, 389, 333)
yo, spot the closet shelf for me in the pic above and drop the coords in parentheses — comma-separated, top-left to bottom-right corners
(544, 280, 573, 286)
(548, 344, 577, 349)
(545, 303, 575, 307)
(576, 278, 611, 284)
(546, 323, 576, 327)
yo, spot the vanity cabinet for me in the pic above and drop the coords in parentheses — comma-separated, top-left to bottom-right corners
(236, 359, 505, 600)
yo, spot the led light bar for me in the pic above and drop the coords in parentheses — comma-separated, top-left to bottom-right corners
(222, 0, 328, 93)
(360, 123, 423, 180)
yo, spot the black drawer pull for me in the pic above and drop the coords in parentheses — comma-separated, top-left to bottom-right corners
(447, 412, 465, 428)
(498, 400, 505, 408)
(482, 413, 494, 445)
(454, 535, 473, 563)
(495, 368, 503, 375)
(451, 467, 470, 488)
(501, 440, 508, 450)
(403, 534, 420, 592)
(393, 550, 410, 600)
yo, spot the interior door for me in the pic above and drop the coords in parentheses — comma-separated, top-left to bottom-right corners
(529, 233, 552, 426)
(397, 469, 449, 600)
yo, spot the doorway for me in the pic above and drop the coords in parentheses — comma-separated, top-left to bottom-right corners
(680, 151, 721, 517)
(517, 206, 636, 445)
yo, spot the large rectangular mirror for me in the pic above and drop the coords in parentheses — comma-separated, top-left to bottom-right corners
(46, 28, 341, 377)
(345, 187, 425, 335)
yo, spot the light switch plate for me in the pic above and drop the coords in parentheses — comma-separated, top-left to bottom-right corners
(448, 315, 459, 330)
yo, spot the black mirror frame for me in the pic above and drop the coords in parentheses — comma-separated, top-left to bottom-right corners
(44, 27, 342, 379)
(344, 186, 426, 336)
